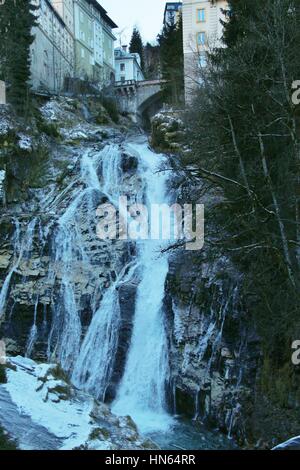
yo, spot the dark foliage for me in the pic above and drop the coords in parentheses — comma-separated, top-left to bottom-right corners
(0, 0, 37, 114)
(129, 27, 145, 72)
(157, 14, 184, 105)
(183, 0, 300, 405)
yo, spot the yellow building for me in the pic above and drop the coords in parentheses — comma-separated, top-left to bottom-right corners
(182, 0, 228, 100)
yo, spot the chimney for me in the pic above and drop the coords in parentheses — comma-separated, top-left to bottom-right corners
(122, 45, 128, 53)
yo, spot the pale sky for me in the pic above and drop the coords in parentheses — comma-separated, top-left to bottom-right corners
(100, 0, 167, 45)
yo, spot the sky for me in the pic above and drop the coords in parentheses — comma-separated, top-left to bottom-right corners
(100, 0, 167, 45)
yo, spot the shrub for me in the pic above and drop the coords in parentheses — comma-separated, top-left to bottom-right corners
(0, 364, 7, 384)
(0, 427, 17, 450)
(101, 97, 119, 124)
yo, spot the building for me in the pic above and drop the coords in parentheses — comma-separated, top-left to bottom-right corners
(163, 2, 182, 26)
(114, 47, 145, 84)
(73, 0, 117, 85)
(182, 0, 228, 100)
(29, 1, 117, 92)
(30, 0, 75, 93)
(51, 0, 74, 32)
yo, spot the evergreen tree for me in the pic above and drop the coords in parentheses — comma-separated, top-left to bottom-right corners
(144, 42, 160, 80)
(157, 15, 184, 105)
(0, 0, 37, 114)
(129, 27, 145, 72)
(183, 0, 300, 404)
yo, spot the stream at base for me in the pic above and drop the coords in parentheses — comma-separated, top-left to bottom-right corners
(148, 419, 237, 450)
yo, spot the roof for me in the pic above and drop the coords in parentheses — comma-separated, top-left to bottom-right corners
(88, 0, 118, 29)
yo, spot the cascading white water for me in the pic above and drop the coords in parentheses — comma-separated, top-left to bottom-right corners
(67, 145, 127, 396)
(71, 261, 137, 399)
(26, 297, 39, 357)
(47, 149, 104, 371)
(2, 140, 173, 434)
(0, 218, 37, 320)
(69, 140, 173, 432)
(112, 141, 172, 433)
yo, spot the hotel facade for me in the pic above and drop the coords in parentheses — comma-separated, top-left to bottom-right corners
(182, 0, 227, 100)
(30, 0, 117, 93)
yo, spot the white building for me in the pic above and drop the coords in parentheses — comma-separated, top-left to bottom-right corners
(30, 0, 75, 93)
(182, 0, 228, 100)
(114, 47, 145, 84)
(29, 0, 117, 92)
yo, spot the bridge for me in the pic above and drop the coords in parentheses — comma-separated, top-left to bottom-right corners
(114, 79, 165, 123)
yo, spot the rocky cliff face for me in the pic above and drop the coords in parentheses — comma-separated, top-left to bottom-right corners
(148, 110, 261, 445)
(0, 97, 141, 368)
(165, 249, 260, 445)
(0, 98, 282, 449)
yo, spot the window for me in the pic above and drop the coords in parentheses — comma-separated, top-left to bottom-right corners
(81, 48, 85, 58)
(197, 8, 206, 22)
(121, 76, 126, 83)
(120, 63, 125, 72)
(80, 11, 84, 23)
(80, 30, 85, 41)
(197, 32, 206, 46)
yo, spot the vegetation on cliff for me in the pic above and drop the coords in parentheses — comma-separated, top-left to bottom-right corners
(157, 14, 184, 105)
(182, 0, 300, 414)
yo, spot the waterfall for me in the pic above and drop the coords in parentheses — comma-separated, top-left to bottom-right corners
(69, 140, 172, 432)
(112, 141, 172, 433)
(0, 218, 37, 320)
(69, 144, 128, 396)
(47, 149, 104, 371)
(26, 297, 39, 357)
(2, 139, 173, 434)
(72, 261, 137, 400)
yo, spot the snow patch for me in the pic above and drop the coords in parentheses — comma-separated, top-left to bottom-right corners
(4, 356, 93, 450)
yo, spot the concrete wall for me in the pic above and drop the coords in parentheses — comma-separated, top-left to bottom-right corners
(116, 80, 162, 121)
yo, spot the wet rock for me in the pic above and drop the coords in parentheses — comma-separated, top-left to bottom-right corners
(273, 436, 300, 450)
(105, 282, 137, 401)
(120, 152, 138, 174)
(165, 248, 260, 444)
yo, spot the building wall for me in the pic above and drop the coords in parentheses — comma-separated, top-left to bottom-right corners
(115, 51, 145, 83)
(73, 0, 116, 85)
(102, 27, 115, 84)
(51, 0, 74, 32)
(30, 0, 117, 91)
(182, 0, 227, 100)
(74, 0, 95, 78)
(30, 0, 74, 93)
